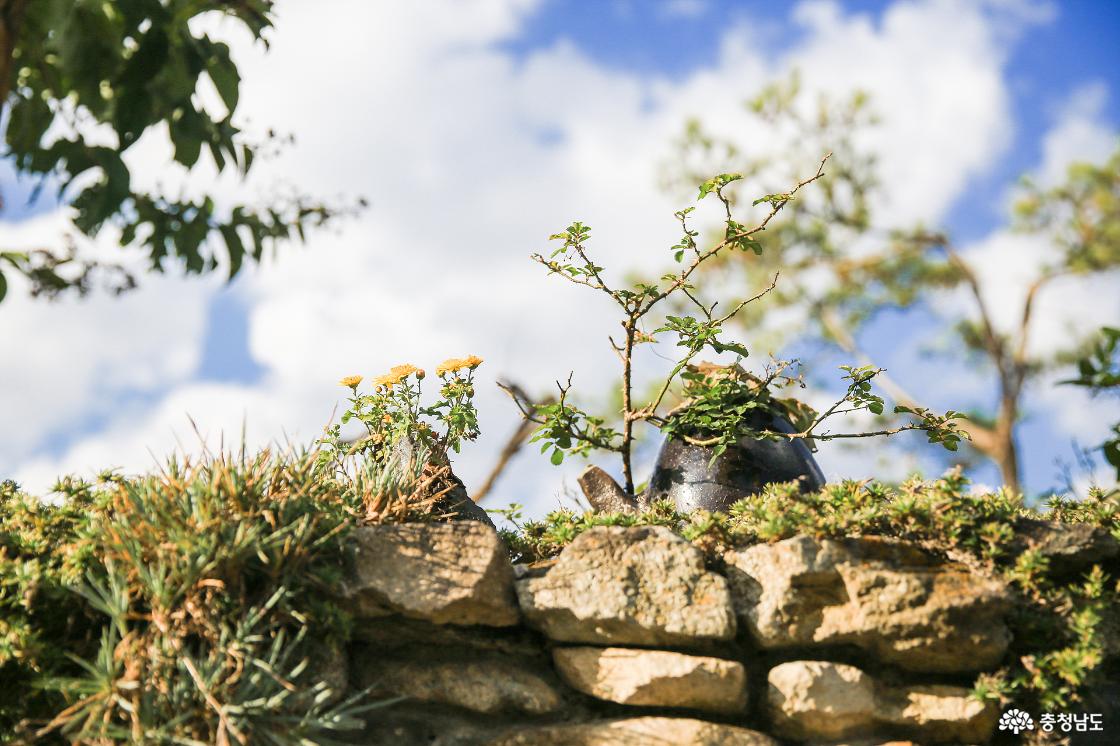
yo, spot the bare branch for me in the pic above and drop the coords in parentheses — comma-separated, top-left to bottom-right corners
(474, 381, 554, 503)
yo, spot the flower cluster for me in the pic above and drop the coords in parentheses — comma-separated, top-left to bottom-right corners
(435, 355, 483, 377)
(320, 357, 485, 474)
(372, 364, 425, 388)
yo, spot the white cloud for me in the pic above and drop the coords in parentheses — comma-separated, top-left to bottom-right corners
(790, 0, 1014, 226)
(0, 213, 213, 467)
(1035, 82, 1117, 187)
(5, 0, 1108, 509)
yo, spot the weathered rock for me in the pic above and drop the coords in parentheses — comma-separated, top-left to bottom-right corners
(577, 465, 641, 514)
(388, 436, 494, 527)
(354, 653, 564, 715)
(553, 646, 747, 714)
(767, 661, 998, 744)
(516, 526, 735, 646)
(339, 522, 519, 626)
(724, 536, 1011, 672)
(489, 717, 779, 746)
(1012, 518, 1119, 573)
(435, 481, 496, 527)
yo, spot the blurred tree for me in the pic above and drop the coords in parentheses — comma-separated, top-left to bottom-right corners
(663, 74, 1120, 494)
(0, 0, 355, 304)
(1062, 326, 1120, 481)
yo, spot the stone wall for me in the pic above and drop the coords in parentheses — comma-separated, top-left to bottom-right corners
(329, 521, 1115, 745)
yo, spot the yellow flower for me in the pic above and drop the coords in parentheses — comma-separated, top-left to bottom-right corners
(372, 363, 425, 387)
(339, 375, 363, 388)
(436, 355, 484, 376)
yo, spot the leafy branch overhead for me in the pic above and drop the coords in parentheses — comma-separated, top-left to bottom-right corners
(506, 155, 967, 495)
(0, 0, 362, 304)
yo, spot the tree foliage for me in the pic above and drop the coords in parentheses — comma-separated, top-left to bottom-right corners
(0, 0, 356, 304)
(1063, 326, 1120, 480)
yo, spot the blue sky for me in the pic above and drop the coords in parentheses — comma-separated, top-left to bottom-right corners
(2, 0, 1118, 508)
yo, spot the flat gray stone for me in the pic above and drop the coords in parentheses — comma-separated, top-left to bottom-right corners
(339, 522, 518, 626)
(767, 660, 998, 744)
(516, 526, 735, 646)
(724, 536, 1011, 672)
(553, 646, 747, 714)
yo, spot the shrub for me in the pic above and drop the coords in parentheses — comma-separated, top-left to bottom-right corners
(0, 450, 404, 744)
(508, 160, 966, 495)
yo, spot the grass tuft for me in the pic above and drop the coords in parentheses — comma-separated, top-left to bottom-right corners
(0, 446, 433, 744)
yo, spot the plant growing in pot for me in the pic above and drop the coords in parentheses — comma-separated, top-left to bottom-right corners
(652, 360, 826, 512)
(505, 157, 968, 513)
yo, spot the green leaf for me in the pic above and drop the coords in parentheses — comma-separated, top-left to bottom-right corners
(0, 270, 6, 303)
(713, 340, 750, 357)
(752, 192, 790, 206)
(170, 118, 203, 168)
(220, 225, 245, 280)
(697, 173, 742, 200)
(207, 46, 241, 113)
(550, 448, 564, 465)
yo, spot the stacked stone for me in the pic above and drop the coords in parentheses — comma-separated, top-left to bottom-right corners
(332, 521, 1113, 745)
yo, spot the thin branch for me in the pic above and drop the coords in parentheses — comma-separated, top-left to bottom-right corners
(473, 382, 554, 503)
(818, 305, 1002, 457)
(638, 273, 781, 421)
(681, 422, 939, 447)
(943, 242, 1009, 383)
(1013, 271, 1062, 385)
(497, 380, 544, 423)
(572, 242, 614, 297)
(529, 254, 604, 292)
(638, 154, 830, 317)
(715, 272, 780, 325)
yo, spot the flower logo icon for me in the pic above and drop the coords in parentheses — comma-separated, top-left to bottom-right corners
(998, 709, 1035, 735)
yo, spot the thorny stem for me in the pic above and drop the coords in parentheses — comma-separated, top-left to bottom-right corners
(637, 155, 829, 318)
(639, 273, 780, 423)
(621, 314, 637, 493)
(679, 423, 934, 447)
(523, 155, 831, 497)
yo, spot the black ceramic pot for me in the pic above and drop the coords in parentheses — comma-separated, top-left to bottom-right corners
(647, 415, 825, 513)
